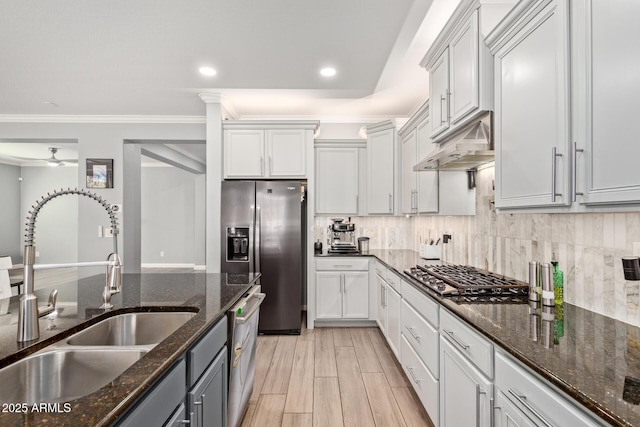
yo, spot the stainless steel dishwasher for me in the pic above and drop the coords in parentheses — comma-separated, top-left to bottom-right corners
(227, 285, 265, 427)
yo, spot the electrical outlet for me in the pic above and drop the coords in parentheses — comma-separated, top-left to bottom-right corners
(98, 225, 103, 238)
(633, 242, 640, 257)
(35, 251, 40, 258)
(104, 227, 114, 237)
(160, 251, 165, 257)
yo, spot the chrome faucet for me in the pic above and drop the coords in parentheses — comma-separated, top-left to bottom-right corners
(18, 188, 123, 342)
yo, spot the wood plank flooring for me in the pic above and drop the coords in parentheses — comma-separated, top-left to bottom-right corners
(242, 324, 435, 427)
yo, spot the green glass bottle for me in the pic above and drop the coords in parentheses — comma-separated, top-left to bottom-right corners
(551, 261, 564, 343)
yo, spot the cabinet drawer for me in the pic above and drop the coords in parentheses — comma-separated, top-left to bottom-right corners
(316, 258, 369, 271)
(385, 270, 401, 292)
(374, 261, 386, 277)
(188, 317, 228, 385)
(401, 300, 439, 378)
(440, 309, 493, 378)
(118, 359, 186, 427)
(495, 351, 601, 427)
(401, 336, 439, 426)
(401, 280, 439, 327)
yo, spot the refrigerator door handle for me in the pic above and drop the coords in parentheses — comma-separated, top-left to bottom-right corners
(255, 204, 261, 273)
(248, 205, 255, 273)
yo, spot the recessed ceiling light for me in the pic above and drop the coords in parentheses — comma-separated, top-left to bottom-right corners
(199, 67, 217, 76)
(320, 67, 336, 77)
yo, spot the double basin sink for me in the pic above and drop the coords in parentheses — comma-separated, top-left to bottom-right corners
(0, 311, 195, 404)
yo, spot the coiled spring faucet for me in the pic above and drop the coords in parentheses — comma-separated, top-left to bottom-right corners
(18, 188, 123, 342)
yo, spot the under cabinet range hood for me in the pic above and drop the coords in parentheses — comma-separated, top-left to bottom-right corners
(414, 112, 494, 171)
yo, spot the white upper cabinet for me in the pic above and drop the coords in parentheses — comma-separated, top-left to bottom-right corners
(366, 121, 397, 215)
(315, 141, 362, 215)
(488, 0, 571, 208)
(429, 49, 451, 139)
(421, 0, 514, 144)
(449, 11, 479, 125)
(223, 121, 318, 179)
(224, 129, 265, 178)
(267, 129, 307, 177)
(399, 102, 438, 215)
(572, 0, 640, 205)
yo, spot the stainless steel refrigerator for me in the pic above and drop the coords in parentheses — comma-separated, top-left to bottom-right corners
(221, 181, 303, 334)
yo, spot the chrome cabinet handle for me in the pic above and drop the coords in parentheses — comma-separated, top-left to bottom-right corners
(177, 420, 190, 425)
(260, 156, 264, 176)
(508, 389, 553, 427)
(475, 385, 486, 427)
(406, 326, 421, 342)
(440, 95, 447, 124)
(407, 367, 422, 384)
(446, 89, 451, 121)
(355, 194, 359, 213)
(333, 264, 352, 268)
(269, 156, 273, 175)
(388, 193, 393, 212)
(551, 147, 563, 202)
(194, 393, 205, 427)
(343, 275, 347, 294)
(443, 329, 470, 350)
(489, 397, 495, 427)
(572, 141, 584, 202)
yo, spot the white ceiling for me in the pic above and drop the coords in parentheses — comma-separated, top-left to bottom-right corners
(0, 0, 460, 120)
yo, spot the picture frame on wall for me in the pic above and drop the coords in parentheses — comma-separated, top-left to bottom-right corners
(86, 158, 114, 189)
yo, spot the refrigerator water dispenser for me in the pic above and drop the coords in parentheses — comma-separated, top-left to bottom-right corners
(227, 227, 250, 261)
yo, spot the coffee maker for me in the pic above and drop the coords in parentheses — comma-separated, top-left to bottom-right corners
(327, 218, 358, 253)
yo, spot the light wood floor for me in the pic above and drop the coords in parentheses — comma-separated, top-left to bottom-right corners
(241, 324, 435, 427)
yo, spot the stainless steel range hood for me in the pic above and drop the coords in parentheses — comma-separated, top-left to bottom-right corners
(414, 112, 493, 171)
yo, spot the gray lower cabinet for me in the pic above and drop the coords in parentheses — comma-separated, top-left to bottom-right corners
(494, 389, 536, 427)
(117, 359, 187, 427)
(188, 347, 227, 427)
(117, 317, 229, 427)
(165, 403, 188, 427)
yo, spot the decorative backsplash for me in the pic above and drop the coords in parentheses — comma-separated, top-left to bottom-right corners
(412, 166, 640, 327)
(313, 166, 640, 326)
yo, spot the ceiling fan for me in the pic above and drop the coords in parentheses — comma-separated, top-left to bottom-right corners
(14, 147, 79, 167)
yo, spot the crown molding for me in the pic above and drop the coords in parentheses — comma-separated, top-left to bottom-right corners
(398, 99, 430, 137)
(223, 120, 320, 131)
(0, 115, 206, 124)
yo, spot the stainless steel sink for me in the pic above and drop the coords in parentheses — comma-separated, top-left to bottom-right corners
(67, 312, 196, 346)
(0, 348, 146, 404)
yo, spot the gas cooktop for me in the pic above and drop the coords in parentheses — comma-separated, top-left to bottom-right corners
(404, 264, 529, 303)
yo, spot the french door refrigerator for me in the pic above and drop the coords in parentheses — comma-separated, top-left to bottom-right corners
(221, 181, 303, 334)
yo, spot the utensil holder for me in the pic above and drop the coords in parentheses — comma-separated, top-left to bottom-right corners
(419, 244, 441, 260)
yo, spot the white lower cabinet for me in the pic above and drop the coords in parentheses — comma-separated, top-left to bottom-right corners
(316, 258, 369, 320)
(376, 271, 387, 334)
(494, 351, 602, 427)
(401, 336, 439, 426)
(440, 338, 492, 427)
(385, 283, 401, 358)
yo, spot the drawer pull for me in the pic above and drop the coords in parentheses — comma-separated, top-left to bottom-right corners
(508, 389, 553, 427)
(333, 264, 353, 268)
(443, 329, 470, 350)
(406, 326, 421, 342)
(407, 367, 423, 384)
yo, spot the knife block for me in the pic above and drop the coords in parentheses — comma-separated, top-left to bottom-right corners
(419, 244, 441, 260)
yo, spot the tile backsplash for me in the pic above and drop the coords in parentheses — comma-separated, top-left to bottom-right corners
(313, 166, 640, 326)
(412, 166, 640, 327)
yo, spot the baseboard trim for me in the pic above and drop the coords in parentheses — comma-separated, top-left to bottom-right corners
(194, 265, 206, 271)
(141, 263, 196, 269)
(314, 320, 377, 328)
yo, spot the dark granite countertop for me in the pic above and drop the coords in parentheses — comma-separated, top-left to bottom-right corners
(0, 272, 259, 427)
(322, 249, 639, 426)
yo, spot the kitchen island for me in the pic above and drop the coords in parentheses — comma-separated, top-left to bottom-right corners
(318, 249, 640, 426)
(0, 272, 259, 427)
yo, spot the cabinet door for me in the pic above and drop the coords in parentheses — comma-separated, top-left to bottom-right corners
(440, 338, 492, 427)
(385, 285, 401, 358)
(164, 403, 188, 427)
(266, 129, 307, 177)
(494, 390, 536, 427)
(449, 10, 479, 124)
(367, 129, 395, 214)
(416, 117, 439, 213)
(430, 49, 450, 138)
(401, 129, 417, 214)
(343, 271, 369, 319)
(315, 147, 359, 215)
(376, 274, 387, 333)
(224, 130, 265, 178)
(188, 348, 227, 427)
(316, 272, 342, 319)
(494, 0, 570, 208)
(576, 0, 640, 204)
